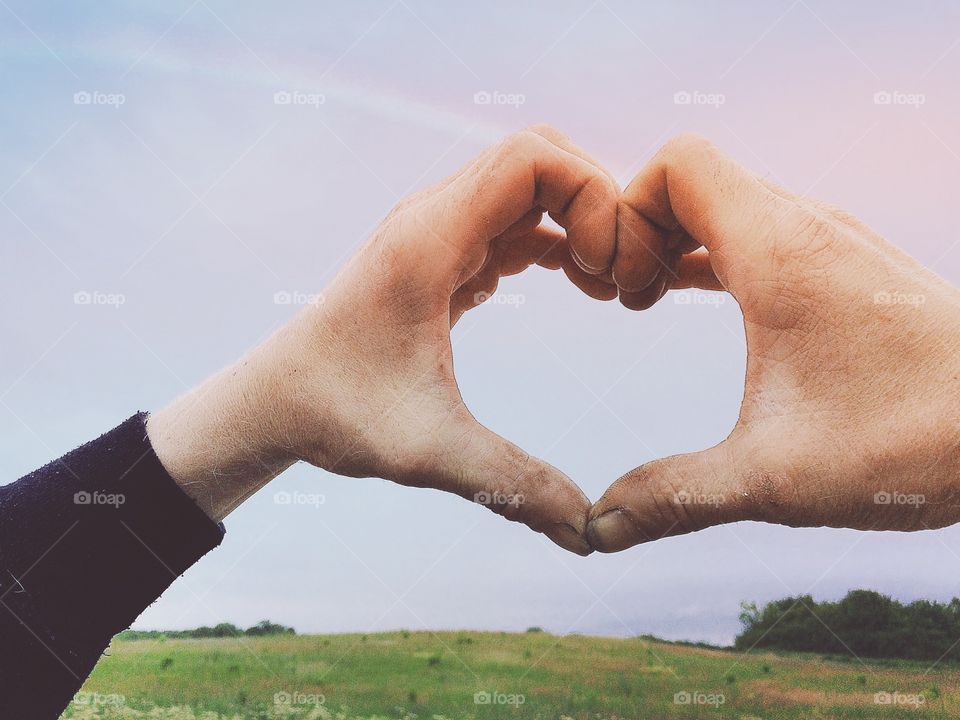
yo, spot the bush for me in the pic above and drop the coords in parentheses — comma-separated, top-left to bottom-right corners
(736, 591, 960, 662)
(117, 620, 295, 641)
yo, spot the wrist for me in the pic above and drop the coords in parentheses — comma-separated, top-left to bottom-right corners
(147, 350, 297, 522)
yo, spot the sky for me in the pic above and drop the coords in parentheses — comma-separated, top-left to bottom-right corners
(2, 0, 960, 647)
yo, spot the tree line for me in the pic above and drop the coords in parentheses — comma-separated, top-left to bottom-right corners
(736, 590, 960, 661)
(118, 620, 295, 639)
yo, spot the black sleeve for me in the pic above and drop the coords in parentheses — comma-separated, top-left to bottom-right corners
(0, 413, 225, 718)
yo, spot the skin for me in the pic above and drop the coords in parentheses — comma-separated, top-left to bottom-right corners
(147, 125, 622, 556)
(588, 133, 960, 551)
(148, 127, 960, 557)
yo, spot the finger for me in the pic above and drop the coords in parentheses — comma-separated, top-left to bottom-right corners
(618, 134, 795, 289)
(521, 123, 623, 277)
(617, 269, 670, 311)
(534, 238, 569, 270)
(526, 123, 619, 189)
(671, 250, 724, 291)
(498, 221, 564, 276)
(587, 443, 747, 552)
(452, 221, 616, 323)
(419, 128, 619, 284)
(449, 224, 566, 325)
(450, 221, 621, 323)
(612, 207, 676, 293)
(562, 260, 619, 301)
(517, 229, 619, 300)
(417, 415, 594, 555)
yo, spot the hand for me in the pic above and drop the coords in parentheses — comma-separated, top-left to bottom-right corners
(588, 134, 960, 552)
(148, 126, 621, 555)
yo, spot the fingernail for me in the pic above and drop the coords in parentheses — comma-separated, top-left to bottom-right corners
(587, 510, 636, 553)
(545, 523, 593, 556)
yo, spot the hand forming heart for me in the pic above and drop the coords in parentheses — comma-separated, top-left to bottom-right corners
(148, 128, 960, 556)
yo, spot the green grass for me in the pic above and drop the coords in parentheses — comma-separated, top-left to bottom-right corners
(61, 631, 959, 719)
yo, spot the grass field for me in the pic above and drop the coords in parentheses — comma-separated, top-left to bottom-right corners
(62, 631, 959, 719)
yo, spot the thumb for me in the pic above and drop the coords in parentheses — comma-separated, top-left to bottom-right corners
(587, 442, 749, 552)
(418, 416, 594, 556)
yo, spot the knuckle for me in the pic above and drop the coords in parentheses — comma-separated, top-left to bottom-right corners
(497, 129, 545, 162)
(370, 213, 414, 271)
(810, 199, 872, 236)
(366, 216, 403, 271)
(569, 176, 618, 239)
(779, 209, 839, 261)
(584, 168, 619, 203)
(658, 132, 715, 165)
(525, 122, 564, 141)
(383, 185, 433, 224)
(813, 199, 852, 222)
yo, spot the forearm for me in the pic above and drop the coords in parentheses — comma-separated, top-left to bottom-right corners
(0, 414, 224, 717)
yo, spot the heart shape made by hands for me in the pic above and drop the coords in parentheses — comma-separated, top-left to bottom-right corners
(264, 127, 960, 557)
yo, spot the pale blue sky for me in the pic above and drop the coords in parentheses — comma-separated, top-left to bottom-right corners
(2, 1, 960, 645)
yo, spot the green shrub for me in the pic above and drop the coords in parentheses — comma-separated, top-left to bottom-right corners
(736, 591, 960, 662)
